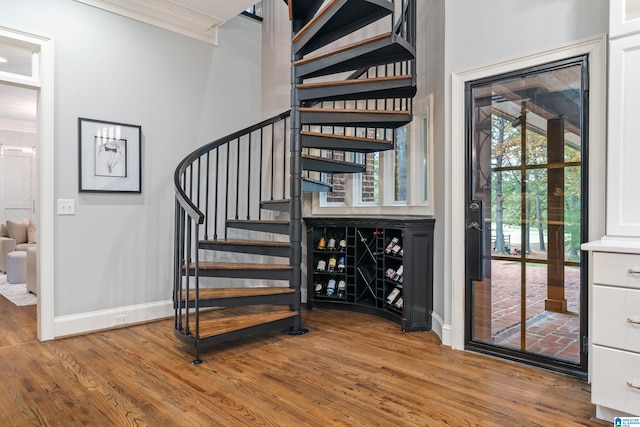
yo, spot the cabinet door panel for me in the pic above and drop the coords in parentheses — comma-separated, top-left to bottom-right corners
(592, 345, 640, 415)
(593, 252, 640, 289)
(610, 0, 640, 38)
(592, 285, 640, 350)
(608, 34, 640, 237)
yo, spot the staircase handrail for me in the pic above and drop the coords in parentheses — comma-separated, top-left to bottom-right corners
(174, 110, 291, 225)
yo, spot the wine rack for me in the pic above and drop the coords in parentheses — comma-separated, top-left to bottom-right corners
(304, 217, 435, 332)
(309, 226, 353, 302)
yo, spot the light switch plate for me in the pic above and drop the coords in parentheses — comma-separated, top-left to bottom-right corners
(57, 199, 75, 215)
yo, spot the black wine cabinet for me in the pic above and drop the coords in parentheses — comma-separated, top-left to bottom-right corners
(304, 217, 435, 332)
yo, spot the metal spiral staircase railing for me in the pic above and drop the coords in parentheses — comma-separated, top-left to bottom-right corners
(173, 0, 417, 363)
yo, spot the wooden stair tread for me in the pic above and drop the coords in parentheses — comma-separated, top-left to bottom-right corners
(260, 198, 290, 205)
(298, 74, 412, 89)
(302, 131, 392, 145)
(295, 32, 391, 66)
(300, 107, 410, 115)
(189, 309, 297, 338)
(302, 177, 333, 192)
(185, 262, 292, 271)
(182, 287, 295, 301)
(200, 239, 290, 248)
(302, 153, 362, 164)
(227, 220, 289, 225)
(288, 0, 325, 25)
(292, 0, 339, 43)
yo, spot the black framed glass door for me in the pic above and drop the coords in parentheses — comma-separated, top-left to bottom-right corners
(464, 56, 588, 377)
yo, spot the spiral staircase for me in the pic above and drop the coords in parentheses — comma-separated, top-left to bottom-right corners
(173, 0, 416, 362)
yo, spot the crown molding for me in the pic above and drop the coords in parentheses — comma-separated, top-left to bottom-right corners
(74, 0, 224, 45)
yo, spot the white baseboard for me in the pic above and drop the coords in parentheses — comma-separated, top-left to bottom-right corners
(54, 300, 173, 338)
(431, 312, 451, 346)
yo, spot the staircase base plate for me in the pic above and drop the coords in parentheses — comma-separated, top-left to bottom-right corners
(285, 327, 309, 336)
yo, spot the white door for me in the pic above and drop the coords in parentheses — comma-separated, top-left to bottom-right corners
(0, 148, 35, 223)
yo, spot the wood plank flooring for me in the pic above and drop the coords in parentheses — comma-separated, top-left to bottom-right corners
(0, 295, 604, 426)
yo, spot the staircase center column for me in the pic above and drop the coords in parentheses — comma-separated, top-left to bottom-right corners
(290, 28, 303, 330)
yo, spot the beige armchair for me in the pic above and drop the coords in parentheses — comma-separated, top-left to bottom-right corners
(1, 219, 36, 274)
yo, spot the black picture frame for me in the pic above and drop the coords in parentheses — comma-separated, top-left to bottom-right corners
(78, 118, 141, 193)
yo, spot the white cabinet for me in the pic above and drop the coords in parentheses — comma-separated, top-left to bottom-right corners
(592, 346, 640, 416)
(607, 33, 640, 237)
(582, 247, 640, 421)
(610, 0, 640, 38)
(583, 0, 640, 422)
(593, 285, 640, 352)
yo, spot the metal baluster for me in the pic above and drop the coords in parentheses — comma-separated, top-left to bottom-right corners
(235, 138, 240, 220)
(247, 131, 252, 220)
(214, 147, 219, 240)
(283, 117, 287, 199)
(271, 123, 275, 201)
(225, 144, 230, 239)
(258, 127, 264, 220)
(204, 152, 210, 240)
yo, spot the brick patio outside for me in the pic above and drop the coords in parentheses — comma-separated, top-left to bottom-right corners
(481, 259, 581, 363)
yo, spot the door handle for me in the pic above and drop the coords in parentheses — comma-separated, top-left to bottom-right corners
(466, 200, 484, 281)
(467, 222, 482, 231)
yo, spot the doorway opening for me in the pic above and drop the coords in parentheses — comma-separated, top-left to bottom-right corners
(464, 56, 589, 377)
(0, 26, 55, 341)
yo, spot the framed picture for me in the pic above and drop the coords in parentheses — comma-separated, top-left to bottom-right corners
(78, 118, 141, 193)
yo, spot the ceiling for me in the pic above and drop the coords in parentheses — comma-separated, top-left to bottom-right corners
(74, 0, 259, 45)
(0, 0, 257, 145)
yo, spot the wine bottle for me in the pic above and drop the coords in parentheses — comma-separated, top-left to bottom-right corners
(394, 296, 404, 309)
(385, 237, 399, 254)
(385, 267, 396, 279)
(327, 256, 337, 272)
(393, 265, 404, 282)
(326, 278, 336, 296)
(314, 281, 324, 295)
(337, 256, 346, 273)
(337, 280, 346, 297)
(327, 233, 336, 251)
(338, 237, 347, 252)
(316, 258, 327, 272)
(317, 228, 327, 250)
(391, 242, 402, 255)
(386, 287, 401, 305)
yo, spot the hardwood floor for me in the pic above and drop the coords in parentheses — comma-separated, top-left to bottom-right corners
(0, 296, 604, 426)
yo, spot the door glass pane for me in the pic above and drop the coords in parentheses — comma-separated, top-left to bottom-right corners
(0, 36, 37, 78)
(467, 58, 586, 372)
(527, 170, 548, 261)
(491, 170, 521, 258)
(565, 166, 581, 263)
(360, 152, 379, 204)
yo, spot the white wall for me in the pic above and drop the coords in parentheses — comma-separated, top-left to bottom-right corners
(414, 0, 446, 337)
(2, 0, 262, 325)
(261, 0, 291, 119)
